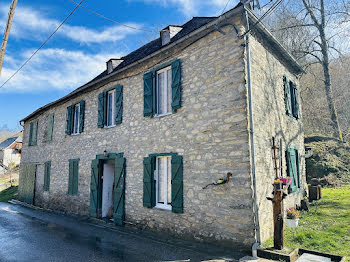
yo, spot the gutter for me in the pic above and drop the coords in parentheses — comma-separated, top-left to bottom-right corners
(20, 6, 244, 123)
(243, 6, 261, 250)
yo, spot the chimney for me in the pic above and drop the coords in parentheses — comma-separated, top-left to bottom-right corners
(106, 58, 123, 74)
(160, 26, 182, 46)
(240, 0, 255, 10)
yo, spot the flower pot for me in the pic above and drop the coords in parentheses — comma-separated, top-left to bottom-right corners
(274, 182, 282, 191)
(286, 218, 299, 228)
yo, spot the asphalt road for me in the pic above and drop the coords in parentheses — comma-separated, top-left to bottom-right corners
(0, 202, 247, 262)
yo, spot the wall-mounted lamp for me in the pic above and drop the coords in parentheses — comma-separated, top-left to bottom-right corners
(302, 146, 313, 158)
(104, 150, 108, 157)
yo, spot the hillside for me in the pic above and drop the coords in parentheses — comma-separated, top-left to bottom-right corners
(305, 136, 350, 186)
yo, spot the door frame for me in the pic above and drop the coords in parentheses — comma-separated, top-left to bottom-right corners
(90, 152, 125, 225)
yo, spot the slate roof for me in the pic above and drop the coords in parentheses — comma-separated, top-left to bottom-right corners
(0, 137, 18, 150)
(82, 17, 217, 87)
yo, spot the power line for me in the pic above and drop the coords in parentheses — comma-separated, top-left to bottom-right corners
(0, 0, 86, 89)
(68, 0, 159, 33)
(242, 0, 284, 37)
(220, 0, 232, 15)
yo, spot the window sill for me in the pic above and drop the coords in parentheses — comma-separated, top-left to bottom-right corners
(71, 133, 80, 136)
(154, 113, 172, 118)
(104, 125, 116, 129)
(155, 204, 172, 211)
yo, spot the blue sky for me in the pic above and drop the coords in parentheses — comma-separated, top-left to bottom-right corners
(0, 0, 242, 131)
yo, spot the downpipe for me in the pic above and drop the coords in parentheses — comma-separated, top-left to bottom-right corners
(243, 8, 261, 256)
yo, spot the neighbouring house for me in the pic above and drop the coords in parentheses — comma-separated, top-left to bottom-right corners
(18, 3, 306, 250)
(0, 132, 23, 174)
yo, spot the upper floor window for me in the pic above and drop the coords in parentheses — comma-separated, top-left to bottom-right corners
(66, 100, 85, 135)
(106, 89, 116, 127)
(97, 85, 123, 128)
(143, 59, 182, 118)
(28, 120, 38, 146)
(156, 66, 172, 116)
(72, 104, 80, 135)
(44, 113, 54, 142)
(284, 75, 300, 119)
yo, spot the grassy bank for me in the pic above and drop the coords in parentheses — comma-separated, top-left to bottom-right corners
(0, 186, 18, 202)
(0, 172, 18, 202)
(263, 186, 350, 258)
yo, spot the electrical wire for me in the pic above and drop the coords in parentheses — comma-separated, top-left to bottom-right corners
(220, 0, 232, 15)
(67, 0, 159, 33)
(0, 0, 86, 89)
(242, 0, 284, 37)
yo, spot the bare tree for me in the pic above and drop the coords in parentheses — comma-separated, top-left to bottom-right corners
(264, 0, 350, 141)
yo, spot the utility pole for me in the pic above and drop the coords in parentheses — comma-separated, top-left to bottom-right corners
(0, 0, 18, 76)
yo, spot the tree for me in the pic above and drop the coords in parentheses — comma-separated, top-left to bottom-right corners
(264, 0, 350, 141)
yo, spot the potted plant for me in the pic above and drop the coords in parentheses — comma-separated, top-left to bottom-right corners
(286, 207, 299, 228)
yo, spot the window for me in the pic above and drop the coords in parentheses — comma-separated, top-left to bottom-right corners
(66, 101, 85, 135)
(155, 156, 172, 210)
(106, 89, 116, 127)
(72, 104, 80, 134)
(143, 154, 183, 213)
(156, 67, 172, 116)
(68, 159, 79, 195)
(143, 59, 182, 117)
(97, 85, 123, 128)
(284, 75, 300, 119)
(286, 147, 300, 193)
(45, 113, 54, 142)
(43, 161, 51, 192)
(28, 120, 38, 146)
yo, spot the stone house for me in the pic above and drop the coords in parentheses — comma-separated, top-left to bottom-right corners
(0, 134, 22, 174)
(19, 4, 306, 250)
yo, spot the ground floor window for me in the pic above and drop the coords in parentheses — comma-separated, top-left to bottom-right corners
(155, 156, 172, 210)
(286, 147, 300, 193)
(143, 153, 183, 213)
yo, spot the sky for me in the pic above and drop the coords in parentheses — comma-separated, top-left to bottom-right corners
(0, 0, 243, 131)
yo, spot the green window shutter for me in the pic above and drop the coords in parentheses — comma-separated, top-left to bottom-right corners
(114, 157, 126, 225)
(32, 120, 38, 146)
(47, 114, 54, 142)
(68, 160, 73, 195)
(43, 161, 51, 191)
(143, 156, 156, 207)
(283, 76, 292, 116)
(72, 159, 79, 195)
(171, 155, 183, 213)
(286, 148, 298, 193)
(143, 72, 154, 117)
(115, 85, 123, 125)
(97, 92, 105, 128)
(28, 122, 34, 146)
(68, 159, 79, 195)
(89, 159, 100, 217)
(171, 59, 182, 111)
(79, 100, 85, 133)
(66, 105, 73, 135)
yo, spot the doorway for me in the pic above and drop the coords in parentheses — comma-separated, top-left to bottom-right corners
(102, 162, 114, 219)
(90, 154, 125, 225)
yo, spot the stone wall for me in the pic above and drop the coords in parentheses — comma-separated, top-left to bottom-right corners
(249, 32, 306, 243)
(20, 15, 257, 248)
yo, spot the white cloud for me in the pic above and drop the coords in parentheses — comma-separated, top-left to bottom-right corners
(0, 48, 123, 93)
(131, 0, 239, 17)
(0, 3, 142, 44)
